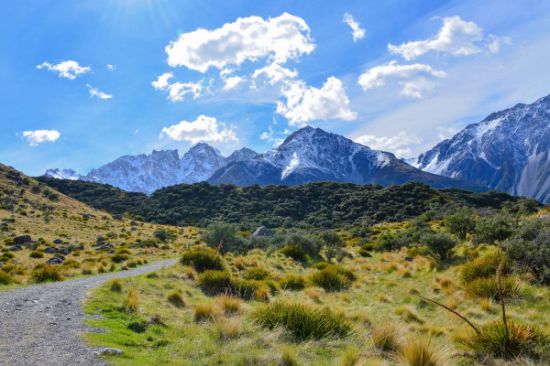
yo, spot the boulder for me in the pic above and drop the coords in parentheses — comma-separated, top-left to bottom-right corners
(44, 247, 57, 254)
(53, 239, 63, 245)
(14, 235, 32, 244)
(9, 245, 23, 251)
(46, 256, 64, 265)
(252, 226, 273, 238)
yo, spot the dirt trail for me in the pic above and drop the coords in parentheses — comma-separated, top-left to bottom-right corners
(0, 259, 178, 366)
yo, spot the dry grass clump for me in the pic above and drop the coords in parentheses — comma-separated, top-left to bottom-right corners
(167, 290, 186, 308)
(279, 274, 305, 291)
(180, 247, 224, 272)
(252, 300, 352, 340)
(31, 263, 64, 282)
(0, 270, 14, 285)
(395, 306, 424, 324)
(372, 323, 402, 352)
(212, 318, 243, 341)
(197, 270, 231, 295)
(460, 253, 506, 284)
(399, 338, 444, 366)
(109, 279, 122, 292)
(338, 346, 361, 366)
(126, 289, 140, 313)
(254, 287, 270, 302)
(464, 276, 520, 299)
(193, 303, 218, 322)
(279, 347, 299, 366)
(215, 295, 241, 315)
(304, 287, 322, 302)
(458, 320, 550, 359)
(242, 267, 271, 280)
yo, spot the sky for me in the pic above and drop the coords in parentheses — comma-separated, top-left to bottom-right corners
(1, 0, 549, 176)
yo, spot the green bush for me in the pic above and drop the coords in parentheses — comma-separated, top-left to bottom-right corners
(444, 208, 476, 240)
(198, 270, 232, 295)
(181, 247, 225, 272)
(421, 232, 456, 259)
(154, 228, 176, 242)
(280, 245, 308, 262)
(31, 264, 64, 282)
(29, 251, 44, 259)
(202, 223, 244, 254)
(310, 265, 355, 292)
(319, 231, 344, 261)
(502, 229, 550, 285)
(279, 274, 305, 291)
(252, 301, 352, 340)
(464, 276, 520, 299)
(460, 253, 507, 284)
(230, 278, 267, 300)
(474, 214, 514, 244)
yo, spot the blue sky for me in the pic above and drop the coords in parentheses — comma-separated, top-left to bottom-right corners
(1, 0, 549, 176)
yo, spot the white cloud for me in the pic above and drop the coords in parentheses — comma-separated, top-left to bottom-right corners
(223, 76, 245, 90)
(276, 77, 357, 126)
(160, 115, 238, 144)
(22, 129, 61, 146)
(106, 64, 116, 71)
(252, 63, 298, 86)
(388, 16, 484, 60)
(165, 13, 315, 72)
(486, 35, 512, 54)
(260, 125, 286, 147)
(343, 13, 366, 42)
(152, 72, 202, 102)
(36, 60, 91, 80)
(86, 84, 112, 100)
(358, 60, 446, 98)
(355, 131, 421, 157)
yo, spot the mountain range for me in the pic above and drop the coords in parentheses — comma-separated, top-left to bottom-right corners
(417, 94, 550, 203)
(45, 127, 482, 194)
(43, 93, 550, 203)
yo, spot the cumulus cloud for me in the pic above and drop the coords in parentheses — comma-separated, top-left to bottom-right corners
(86, 84, 112, 100)
(22, 129, 61, 146)
(152, 72, 202, 102)
(36, 60, 91, 80)
(358, 60, 446, 98)
(160, 115, 238, 144)
(252, 63, 298, 86)
(343, 13, 366, 42)
(276, 77, 357, 126)
(388, 16, 484, 60)
(165, 13, 315, 72)
(223, 76, 245, 90)
(260, 125, 287, 147)
(355, 131, 421, 157)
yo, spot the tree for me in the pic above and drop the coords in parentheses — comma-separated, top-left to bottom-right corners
(421, 232, 457, 259)
(202, 223, 244, 254)
(444, 208, 476, 240)
(320, 231, 345, 262)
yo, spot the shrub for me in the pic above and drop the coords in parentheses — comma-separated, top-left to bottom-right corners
(464, 276, 520, 299)
(181, 247, 224, 272)
(0, 271, 13, 285)
(193, 303, 217, 322)
(502, 229, 550, 284)
(399, 338, 442, 366)
(280, 245, 308, 262)
(126, 289, 139, 313)
(198, 270, 232, 295)
(372, 323, 402, 352)
(444, 208, 476, 240)
(127, 320, 147, 333)
(242, 267, 271, 280)
(319, 231, 345, 261)
(230, 278, 267, 300)
(459, 320, 550, 359)
(167, 291, 185, 308)
(110, 279, 122, 292)
(279, 274, 305, 291)
(154, 228, 176, 242)
(252, 301, 352, 340)
(29, 251, 44, 259)
(202, 223, 244, 254)
(310, 265, 355, 292)
(474, 214, 514, 244)
(31, 264, 63, 282)
(421, 233, 456, 259)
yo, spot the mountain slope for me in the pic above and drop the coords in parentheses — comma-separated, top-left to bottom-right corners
(417, 94, 550, 203)
(210, 127, 484, 191)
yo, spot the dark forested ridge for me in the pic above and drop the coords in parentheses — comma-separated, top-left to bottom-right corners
(37, 177, 538, 229)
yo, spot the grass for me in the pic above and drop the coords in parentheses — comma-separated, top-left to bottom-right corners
(252, 300, 352, 340)
(181, 247, 224, 272)
(82, 240, 550, 365)
(399, 338, 442, 366)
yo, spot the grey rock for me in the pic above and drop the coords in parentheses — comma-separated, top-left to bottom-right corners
(44, 247, 57, 254)
(14, 235, 32, 245)
(46, 257, 64, 265)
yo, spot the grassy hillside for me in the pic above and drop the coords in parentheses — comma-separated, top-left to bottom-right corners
(0, 164, 198, 288)
(84, 210, 550, 365)
(38, 177, 538, 229)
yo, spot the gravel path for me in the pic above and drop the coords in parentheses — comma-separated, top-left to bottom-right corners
(0, 258, 178, 366)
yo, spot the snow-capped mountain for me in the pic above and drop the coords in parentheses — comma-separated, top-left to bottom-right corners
(43, 168, 81, 180)
(209, 126, 483, 190)
(417, 94, 550, 203)
(84, 150, 183, 194)
(180, 143, 226, 183)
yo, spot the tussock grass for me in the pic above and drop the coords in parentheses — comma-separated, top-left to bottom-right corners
(399, 338, 444, 366)
(252, 300, 352, 340)
(310, 265, 355, 292)
(0, 270, 14, 285)
(109, 279, 122, 292)
(31, 263, 63, 282)
(197, 270, 231, 295)
(215, 295, 241, 315)
(167, 291, 185, 308)
(372, 323, 402, 352)
(279, 274, 305, 291)
(193, 303, 217, 322)
(181, 247, 224, 272)
(464, 276, 520, 299)
(212, 318, 243, 341)
(126, 289, 140, 313)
